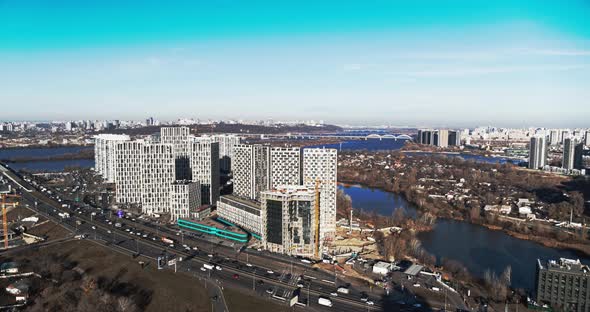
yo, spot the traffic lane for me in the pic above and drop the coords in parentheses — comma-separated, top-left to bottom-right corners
(12, 178, 388, 310)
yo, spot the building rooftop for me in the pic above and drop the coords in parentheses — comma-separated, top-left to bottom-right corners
(538, 258, 590, 275)
(263, 185, 314, 196)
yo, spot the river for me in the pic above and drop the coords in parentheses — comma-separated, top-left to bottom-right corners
(306, 138, 524, 164)
(0, 146, 94, 172)
(339, 184, 590, 291)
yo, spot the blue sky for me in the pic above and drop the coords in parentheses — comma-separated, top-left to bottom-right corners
(1, 1, 589, 127)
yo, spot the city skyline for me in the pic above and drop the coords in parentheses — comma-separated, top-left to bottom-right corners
(1, 1, 589, 127)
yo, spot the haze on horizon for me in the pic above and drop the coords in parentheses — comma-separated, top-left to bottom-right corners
(0, 1, 589, 128)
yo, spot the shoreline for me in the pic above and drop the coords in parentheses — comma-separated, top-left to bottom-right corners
(338, 179, 590, 258)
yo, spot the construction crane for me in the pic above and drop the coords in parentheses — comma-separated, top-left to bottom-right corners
(304, 178, 337, 260)
(1, 194, 21, 249)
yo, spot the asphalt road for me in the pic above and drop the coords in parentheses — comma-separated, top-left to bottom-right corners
(1, 164, 429, 312)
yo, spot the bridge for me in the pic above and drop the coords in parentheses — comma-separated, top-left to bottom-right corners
(364, 134, 412, 140)
(260, 133, 414, 141)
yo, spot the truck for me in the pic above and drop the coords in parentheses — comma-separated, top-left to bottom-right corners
(203, 263, 214, 270)
(58, 212, 70, 219)
(337, 286, 350, 294)
(318, 297, 333, 307)
(162, 237, 174, 244)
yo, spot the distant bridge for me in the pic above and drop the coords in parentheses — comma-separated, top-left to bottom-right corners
(365, 134, 412, 140)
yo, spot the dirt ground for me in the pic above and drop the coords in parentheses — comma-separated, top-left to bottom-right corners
(11, 240, 211, 312)
(223, 287, 291, 312)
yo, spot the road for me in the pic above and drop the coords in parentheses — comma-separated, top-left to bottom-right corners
(1, 163, 430, 312)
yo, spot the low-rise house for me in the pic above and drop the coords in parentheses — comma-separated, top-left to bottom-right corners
(373, 261, 394, 275)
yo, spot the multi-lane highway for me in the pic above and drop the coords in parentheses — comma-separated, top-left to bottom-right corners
(1, 164, 424, 312)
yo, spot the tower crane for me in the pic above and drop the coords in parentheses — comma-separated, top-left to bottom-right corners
(1, 194, 21, 249)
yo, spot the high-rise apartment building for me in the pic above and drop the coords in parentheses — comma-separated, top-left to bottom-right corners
(207, 134, 241, 173)
(448, 130, 461, 146)
(232, 144, 270, 201)
(536, 258, 590, 312)
(260, 185, 316, 257)
(585, 131, 590, 147)
(140, 143, 175, 215)
(94, 134, 131, 183)
(170, 180, 201, 221)
(529, 136, 548, 169)
(437, 129, 449, 147)
(563, 138, 584, 170)
(303, 148, 337, 245)
(161, 127, 192, 180)
(549, 130, 561, 146)
(190, 138, 220, 205)
(114, 140, 144, 204)
(270, 147, 302, 189)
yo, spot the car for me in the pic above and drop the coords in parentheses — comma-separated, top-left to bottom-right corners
(107, 230, 112, 234)
(267, 270, 274, 274)
(142, 234, 148, 238)
(192, 246, 198, 250)
(169, 244, 174, 248)
(200, 267, 207, 272)
(266, 288, 273, 294)
(330, 292, 338, 297)
(125, 228, 130, 232)
(367, 301, 374, 306)
(246, 263, 252, 267)
(207, 254, 214, 258)
(136, 232, 141, 236)
(129, 232, 134, 235)
(152, 237, 157, 241)
(185, 247, 191, 251)
(215, 266, 222, 271)
(232, 274, 239, 279)
(91, 226, 96, 230)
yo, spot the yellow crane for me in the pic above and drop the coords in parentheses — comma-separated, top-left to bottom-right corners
(304, 178, 337, 259)
(1, 194, 20, 249)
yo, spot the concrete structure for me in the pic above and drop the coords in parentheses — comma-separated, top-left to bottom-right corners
(217, 195, 262, 237)
(373, 261, 394, 275)
(114, 140, 144, 204)
(529, 136, 547, 169)
(207, 134, 241, 173)
(190, 138, 220, 205)
(94, 134, 130, 182)
(536, 258, 590, 312)
(437, 129, 449, 148)
(169, 180, 201, 221)
(232, 144, 270, 201)
(303, 148, 337, 245)
(161, 127, 192, 180)
(563, 138, 584, 170)
(270, 147, 302, 188)
(260, 185, 316, 257)
(140, 143, 175, 215)
(448, 130, 461, 146)
(549, 130, 561, 146)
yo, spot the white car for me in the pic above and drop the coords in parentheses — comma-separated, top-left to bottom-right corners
(208, 254, 214, 258)
(215, 266, 222, 271)
(367, 301, 374, 306)
(246, 263, 253, 267)
(200, 267, 207, 272)
(267, 270, 274, 274)
(330, 292, 338, 297)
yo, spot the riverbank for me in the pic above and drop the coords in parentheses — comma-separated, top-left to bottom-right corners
(0, 149, 94, 163)
(480, 222, 590, 258)
(339, 178, 590, 259)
